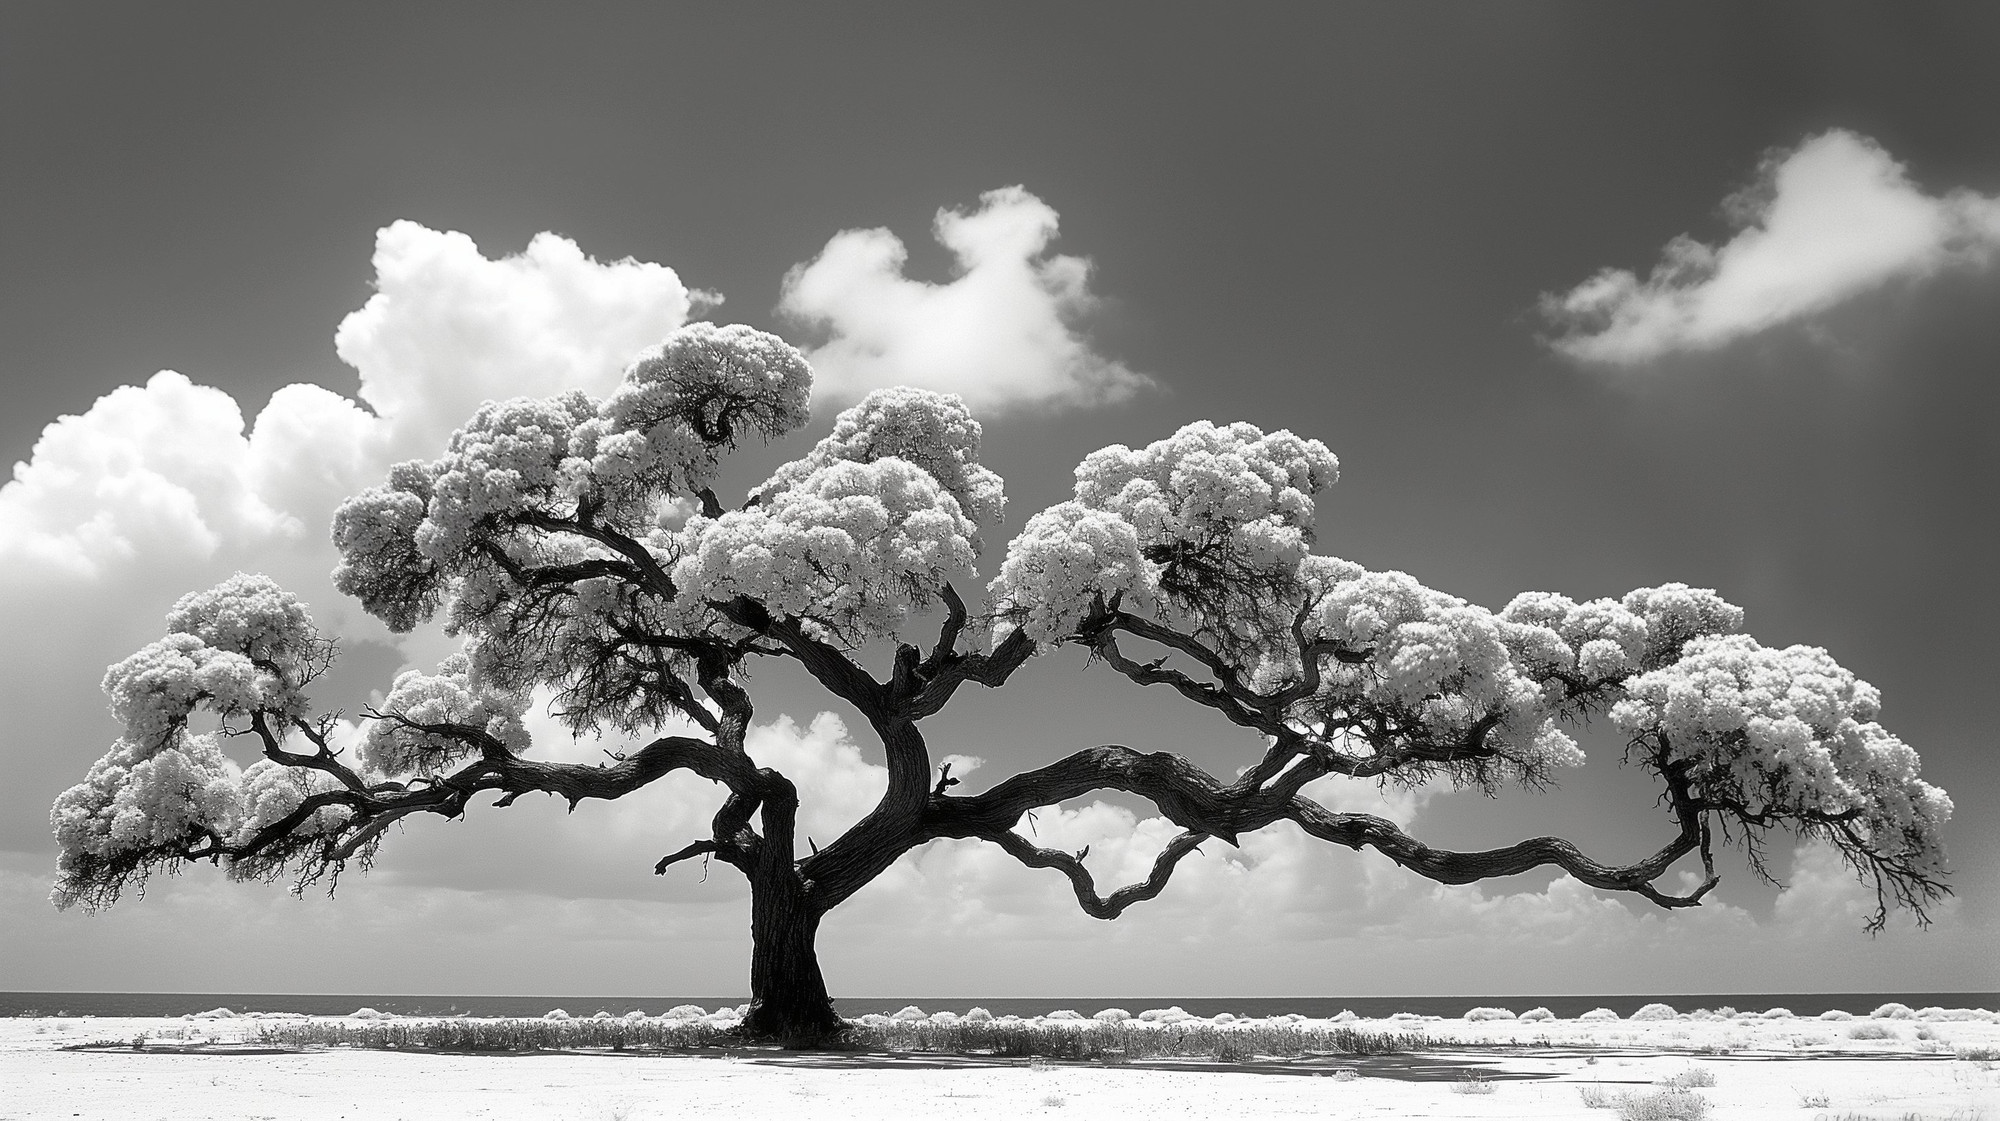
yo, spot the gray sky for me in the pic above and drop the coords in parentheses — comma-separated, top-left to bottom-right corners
(2, 3, 1995, 999)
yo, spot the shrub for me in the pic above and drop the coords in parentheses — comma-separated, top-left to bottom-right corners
(1579, 1083, 1613, 1108)
(1331, 1010, 1359, 1023)
(1451, 1073, 1496, 1094)
(963, 1007, 994, 1023)
(1464, 1007, 1516, 1021)
(1044, 1009, 1083, 1021)
(1758, 1007, 1794, 1019)
(891, 1006, 927, 1022)
(1870, 1002, 1915, 1019)
(1846, 1022, 1895, 1040)
(1092, 1009, 1130, 1023)
(1580, 1008, 1620, 1022)
(1630, 1003, 1677, 1021)
(1613, 1088, 1710, 1120)
(1658, 1066, 1716, 1088)
(1818, 1009, 1853, 1021)
(1518, 1007, 1556, 1022)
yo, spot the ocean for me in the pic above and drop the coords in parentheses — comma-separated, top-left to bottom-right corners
(3, 991, 1992, 1020)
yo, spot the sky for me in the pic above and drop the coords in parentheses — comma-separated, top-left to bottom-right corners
(2, 2, 1996, 1001)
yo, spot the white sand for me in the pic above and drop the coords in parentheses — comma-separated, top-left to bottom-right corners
(4, 1011, 1998, 1120)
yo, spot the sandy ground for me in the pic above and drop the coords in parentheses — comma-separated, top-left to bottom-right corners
(4, 1011, 1998, 1120)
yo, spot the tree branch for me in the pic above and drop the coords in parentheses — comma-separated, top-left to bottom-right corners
(919, 740, 1716, 920)
(976, 827, 1212, 919)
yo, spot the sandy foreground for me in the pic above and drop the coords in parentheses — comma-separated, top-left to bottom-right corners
(4, 1010, 1998, 1120)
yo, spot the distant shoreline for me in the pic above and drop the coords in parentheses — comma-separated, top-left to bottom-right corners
(5, 990, 1995, 1020)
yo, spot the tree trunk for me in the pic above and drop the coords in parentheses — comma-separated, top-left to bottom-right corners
(740, 867, 842, 1044)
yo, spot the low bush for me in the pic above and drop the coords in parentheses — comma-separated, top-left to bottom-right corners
(1450, 1072, 1496, 1094)
(1518, 1007, 1555, 1022)
(258, 1015, 1439, 1060)
(1658, 1066, 1716, 1089)
(1630, 1003, 1677, 1021)
(1613, 1088, 1710, 1120)
(1464, 1007, 1516, 1021)
(1846, 1022, 1896, 1040)
(1869, 1002, 1916, 1019)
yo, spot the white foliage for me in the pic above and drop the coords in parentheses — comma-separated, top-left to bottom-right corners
(1300, 567, 1585, 775)
(359, 653, 530, 776)
(1612, 634, 1951, 876)
(987, 501, 1149, 644)
(990, 419, 1338, 645)
(673, 456, 979, 646)
(755, 387, 1004, 533)
(50, 575, 360, 908)
(575, 322, 813, 509)
(50, 734, 240, 895)
(100, 575, 322, 747)
(230, 760, 349, 853)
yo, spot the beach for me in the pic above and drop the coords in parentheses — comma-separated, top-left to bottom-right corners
(4, 1008, 1997, 1120)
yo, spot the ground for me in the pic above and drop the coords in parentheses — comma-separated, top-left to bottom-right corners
(3, 1011, 1995, 1120)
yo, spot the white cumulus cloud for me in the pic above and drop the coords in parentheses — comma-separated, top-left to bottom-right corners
(779, 186, 1148, 413)
(1, 223, 704, 589)
(337, 221, 716, 461)
(1543, 129, 2000, 363)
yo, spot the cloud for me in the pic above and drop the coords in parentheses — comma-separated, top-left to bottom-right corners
(1543, 130, 2000, 363)
(0, 372, 304, 578)
(779, 186, 1149, 413)
(336, 221, 715, 461)
(0, 223, 703, 855)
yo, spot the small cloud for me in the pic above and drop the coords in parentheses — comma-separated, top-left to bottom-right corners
(1542, 130, 2000, 363)
(778, 186, 1149, 414)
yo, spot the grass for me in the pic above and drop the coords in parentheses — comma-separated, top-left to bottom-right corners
(255, 1015, 1437, 1060)
(1579, 1085, 1711, 1120)
(1450, 1072, 1496, 1095)
(1612, 1089, 1711, 1120)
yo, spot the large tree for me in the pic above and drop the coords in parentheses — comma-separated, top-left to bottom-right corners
(51, 324, 1952, 1041)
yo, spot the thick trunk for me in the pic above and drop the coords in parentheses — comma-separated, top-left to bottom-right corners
(740, 869, 841, 1043)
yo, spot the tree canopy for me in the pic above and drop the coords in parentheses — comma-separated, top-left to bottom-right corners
(52, 322, 1953, 1038)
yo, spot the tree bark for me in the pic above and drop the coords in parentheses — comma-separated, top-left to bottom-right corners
(740, 866, 841, 1044)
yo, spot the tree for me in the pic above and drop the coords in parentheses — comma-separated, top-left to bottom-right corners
(51, 323, 1953, 1042)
